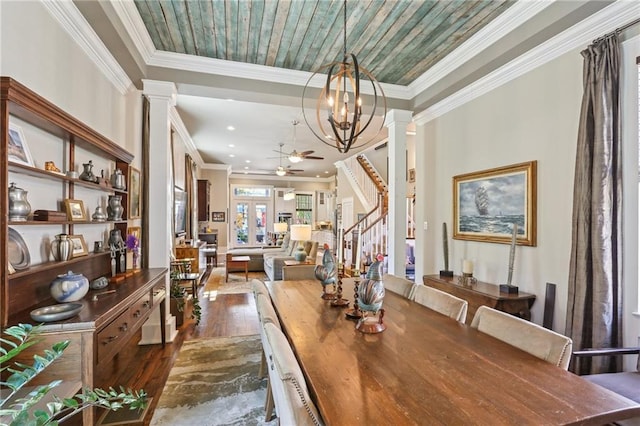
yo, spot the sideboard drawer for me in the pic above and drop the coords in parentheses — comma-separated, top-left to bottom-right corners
(96, 310, 129, 365)
(128, 291, 153, 330)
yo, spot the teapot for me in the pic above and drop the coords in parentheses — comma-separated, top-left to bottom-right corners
(79, 161, 97, 183)
(50, 271, 89, 302)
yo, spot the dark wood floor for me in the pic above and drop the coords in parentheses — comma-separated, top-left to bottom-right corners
(95, 267, 260, 425)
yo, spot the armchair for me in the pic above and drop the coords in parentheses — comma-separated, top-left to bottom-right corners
(572, 347, 640, 403)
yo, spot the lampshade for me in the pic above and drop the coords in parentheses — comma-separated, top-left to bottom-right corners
(273, 222, 288, 233)
(302, 0, 386, 154)
(290, 224, 312, 241)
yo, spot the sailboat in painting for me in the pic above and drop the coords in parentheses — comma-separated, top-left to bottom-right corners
(475, 186, 489, 216)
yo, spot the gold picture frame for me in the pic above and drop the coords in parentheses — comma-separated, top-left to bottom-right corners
(453, 161, 537, 246)
(63, 199, 87, 222)
(128, 166, 141, 219)
(69, 235, 88, 257)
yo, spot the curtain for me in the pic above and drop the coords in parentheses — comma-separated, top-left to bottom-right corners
(184, 155, 198, 241)
(566, 34, 621, 375)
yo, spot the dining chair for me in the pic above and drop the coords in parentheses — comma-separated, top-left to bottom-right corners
(471, 305, 573, 370)
(263, 322, 324, 426)
(256, 292, 281, 422)
(170, 259, 199, 299)
(382, 274, 416, 299)
(572, 347, 640, 403)
(412, 284, 468, 323)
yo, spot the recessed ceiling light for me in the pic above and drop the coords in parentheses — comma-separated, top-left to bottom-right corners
(227, 98, 234, 102)
(228, 144, 235, 148)
(227, 126, 235, 131)
(245, 160, 251, 163)
(229, 154, 235, 158)
(244, 166, 249, 169)
(324, 171, 329, 174)
(316, 175, 320, 178)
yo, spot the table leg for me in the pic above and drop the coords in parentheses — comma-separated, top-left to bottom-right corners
(245, 262, 248, 281)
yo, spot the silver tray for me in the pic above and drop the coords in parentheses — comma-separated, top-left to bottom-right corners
(8, 227, 30, 270)
(30, 303, 83, 323)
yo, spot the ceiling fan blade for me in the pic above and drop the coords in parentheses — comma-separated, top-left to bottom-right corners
(299, 150, 315, 156)
(287, 169, 305, 172)
(303, 155, 324, 160)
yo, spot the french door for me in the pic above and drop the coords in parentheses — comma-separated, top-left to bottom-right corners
(230, 185, 273, 248)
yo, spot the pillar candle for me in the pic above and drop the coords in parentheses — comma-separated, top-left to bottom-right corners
(462, 259, 474, 275)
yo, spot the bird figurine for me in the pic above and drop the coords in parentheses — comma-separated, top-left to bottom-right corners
(356, 253, 387, 333)
(315, 243, 337, 299)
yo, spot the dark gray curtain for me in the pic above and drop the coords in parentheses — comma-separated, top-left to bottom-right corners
(566, 34, 621, 375)
(184, 155, 197, 240)
(141, 97, 150, 268)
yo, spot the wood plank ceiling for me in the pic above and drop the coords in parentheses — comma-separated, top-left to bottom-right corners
(134, 0, 515, 86)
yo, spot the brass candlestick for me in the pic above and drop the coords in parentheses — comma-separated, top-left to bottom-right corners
(345, 276, 363, 319)
(330, 265, 349, 307)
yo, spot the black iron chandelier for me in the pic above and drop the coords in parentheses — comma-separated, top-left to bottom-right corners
(302, 0, 386, 154)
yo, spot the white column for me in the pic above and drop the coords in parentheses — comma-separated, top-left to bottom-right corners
(139, 80, 178, 344)
(384, 109, 413, 277)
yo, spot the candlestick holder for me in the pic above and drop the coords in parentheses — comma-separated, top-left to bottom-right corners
(330, 265, 349, 307)
(457, 273, 477, 287)
(345, 276, 363, 320)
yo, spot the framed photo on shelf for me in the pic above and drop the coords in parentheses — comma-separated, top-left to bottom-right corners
(7, 123, 35, 167)
(128, 167, 141, 219)
(453, 160, 537, 246)
(64, 199, 87, 221)
(211, 211, 225, 222)
(69, 235, 88, 258)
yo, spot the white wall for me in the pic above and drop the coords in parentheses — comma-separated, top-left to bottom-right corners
(420, 49, 583, 331)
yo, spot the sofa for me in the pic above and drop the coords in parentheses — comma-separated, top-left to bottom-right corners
(227, 234, 318, 281)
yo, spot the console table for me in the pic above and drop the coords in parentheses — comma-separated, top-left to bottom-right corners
(7, 268, 167, 424)
(423, 274, 536, 325)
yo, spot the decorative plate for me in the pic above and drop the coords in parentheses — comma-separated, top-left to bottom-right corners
(30, 302, 83, 323)
(8, 227, 30, 270)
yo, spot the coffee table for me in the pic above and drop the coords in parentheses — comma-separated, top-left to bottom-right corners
(225, 255, 250, 281)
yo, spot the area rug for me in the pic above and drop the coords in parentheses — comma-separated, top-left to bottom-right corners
(150, 335, 276, 426)
(204, 267, 267, 295)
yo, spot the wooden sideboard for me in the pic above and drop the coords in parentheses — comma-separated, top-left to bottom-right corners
(423, 274, 536, 325)
(176, 241, 206, 273)
(7, 268, 167, 425)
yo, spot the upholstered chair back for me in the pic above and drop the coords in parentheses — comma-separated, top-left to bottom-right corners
(382, 274, 416, 299)
(413, 285, 468, 323)
(471, 305, 573, 370)
(251, 279, 270, 302)
(264, 322, 324, 425)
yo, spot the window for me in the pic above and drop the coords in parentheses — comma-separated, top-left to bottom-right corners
(295, 193, 312, 224)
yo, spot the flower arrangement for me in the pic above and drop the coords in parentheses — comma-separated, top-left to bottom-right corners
(126, 234, 140, 269)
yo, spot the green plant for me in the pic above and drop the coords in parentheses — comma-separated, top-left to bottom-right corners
(0, 323, 146, 425)
(169, 271, 201, 326)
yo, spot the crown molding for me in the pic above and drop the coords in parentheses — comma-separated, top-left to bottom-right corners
(42, 0, 133, 95)
(109, 0, 156, 64)
(414, 0, 639, 125)
(229, 173, 334, 183)
(408, 1, 553, 96)
(169, 107, 205, 167)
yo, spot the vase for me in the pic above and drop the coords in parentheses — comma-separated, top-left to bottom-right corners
(51, 233, 73, 261)
(79, 160, 97, 183)
(92, 205, 107, 222)
(8, 182, 31, 221)
(107, 195, 123, 221)
(50, 271, 89, 302)
(133, 251, 139, 270)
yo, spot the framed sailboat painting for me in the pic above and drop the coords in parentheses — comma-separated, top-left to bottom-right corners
(453, 161, 537, 246)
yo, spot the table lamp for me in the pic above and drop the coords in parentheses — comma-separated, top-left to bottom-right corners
(273, 222, 288, 246)
(290, 224, 312, 261)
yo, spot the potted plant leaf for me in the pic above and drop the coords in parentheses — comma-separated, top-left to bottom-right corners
(0, 323, 146, 425)
(169, 270, 201, 327)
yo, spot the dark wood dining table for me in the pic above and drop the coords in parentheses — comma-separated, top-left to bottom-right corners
(266, 279, 640, 425)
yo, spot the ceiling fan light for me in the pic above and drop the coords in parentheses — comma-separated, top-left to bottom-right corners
(276, 166, 287, 177)
(288, 154, 303, 163)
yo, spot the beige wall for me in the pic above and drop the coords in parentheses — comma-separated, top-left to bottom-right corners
(420, 49, 583, 331)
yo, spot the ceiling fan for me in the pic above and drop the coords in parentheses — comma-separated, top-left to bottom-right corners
(274, 143, 304, 176)
(272, 120, 325, 163)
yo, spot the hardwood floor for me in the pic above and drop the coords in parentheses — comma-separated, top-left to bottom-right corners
(95, 267, 260, 425)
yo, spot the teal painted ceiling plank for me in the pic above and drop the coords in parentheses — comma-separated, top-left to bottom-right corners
(256, 0, 279, 65)
(198, 1, 216, 58)
(185, 0, 206, 56)
(136, 0, 173, 51)
(246, 0, 265, 64)
(273, 0, 306, 69)
(307, 0, 348, 71)
(291, 0, 334, 70)
(265, 1, 291, 67)
(380, 0, 482, 83)
(236, 0, 252, 62)
(211, 0, 227, 59)
(162, 1, 188, 54)
(225, 0, 239, 62)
